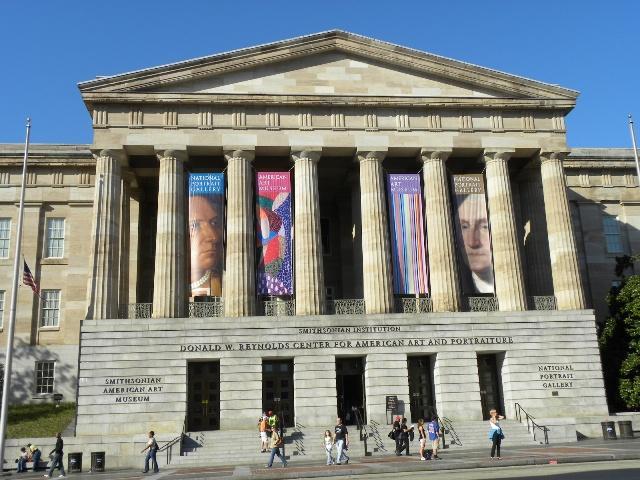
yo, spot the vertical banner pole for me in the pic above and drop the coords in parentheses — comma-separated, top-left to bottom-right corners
(628, 115, 640, 183)
(0, 118, 32, 466)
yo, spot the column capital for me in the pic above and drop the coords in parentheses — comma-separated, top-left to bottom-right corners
(483, 149, 515, 164)
(419, 148, 452, 163)
(224, 147, 255, 163)
(539, 150, 570, 163)
(92, 149, 127, 166)
(355, 149, 388, 164)
(291, 148, 322, 163)
(155, 149, 187, 163)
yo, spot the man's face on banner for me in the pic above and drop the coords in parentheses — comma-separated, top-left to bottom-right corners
(457, 194, 492, 275)
(189, 195, 223, 277)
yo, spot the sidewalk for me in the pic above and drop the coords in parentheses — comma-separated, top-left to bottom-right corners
(3, 438, 640, 479)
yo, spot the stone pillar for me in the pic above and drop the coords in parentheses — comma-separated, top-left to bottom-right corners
(224, 148, 256, 317)
(540, 151, 586, 310)
(152, 149, 186, 318)
(292, 149, 325, 315)
(118, 175, 131, 312)
(483, 150, 527, 311)
(357, 150, 393, 314)
(420, 149, 461, 312)
(86, 149, 122, 320)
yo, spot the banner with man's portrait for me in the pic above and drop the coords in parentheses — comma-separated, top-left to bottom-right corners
(256, 172, 293, 295)
(188, 173, 225, 298)
(451, 174, 495, 295)
(386, 173, 429, 294)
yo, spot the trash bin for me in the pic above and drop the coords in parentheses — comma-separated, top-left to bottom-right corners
(618, 420, 634, 439)
(601, 421, 617, 440)
(91, 452, 105, 472)
(68, 452, 82, 473)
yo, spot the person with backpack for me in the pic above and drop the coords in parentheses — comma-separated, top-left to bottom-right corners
(391, 420, 402, 455)
(398, 418, 411, 456)
(427, 415, 441, 460)
(265, 423, 287, 468)
(141, 430, 160, 473)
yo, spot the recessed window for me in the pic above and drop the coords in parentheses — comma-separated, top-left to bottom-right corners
(45, 218, 65, 258)
(40, 290, 61, 327)
(603, 216, 623, 254)
(0, 219, 11, 258)
(35, 361, 55, 395)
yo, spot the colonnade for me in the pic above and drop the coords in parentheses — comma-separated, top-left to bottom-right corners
(86, 147, 586, 320)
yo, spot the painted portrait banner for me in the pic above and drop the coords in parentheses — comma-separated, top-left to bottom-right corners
(451, 174, 495, 295)
(256, 172, 293, 295)
(386, 173, 429, 295)
(188, 173, 225, 298)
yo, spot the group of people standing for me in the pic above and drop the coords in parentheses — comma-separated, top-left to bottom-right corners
(390, 416, 441, 461)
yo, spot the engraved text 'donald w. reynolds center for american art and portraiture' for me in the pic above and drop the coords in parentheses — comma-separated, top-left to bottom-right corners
(1, 31, 638, 467)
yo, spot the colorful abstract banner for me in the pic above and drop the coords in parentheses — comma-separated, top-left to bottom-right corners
(450, 174, 495, 295)
(256, 172, 293, 295)
(386, 174, 429, 294)
(188, 173, 225, 298)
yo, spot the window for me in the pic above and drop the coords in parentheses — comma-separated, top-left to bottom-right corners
(603, 216, 623, 254)
(40, 290, 61, 327)
(35, 361, 55, 395)
(45, 218, 65, 258)
(0, 290, 5, 328)
(0, 219, 10, 258)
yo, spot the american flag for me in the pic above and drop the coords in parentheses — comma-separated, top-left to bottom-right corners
(23, 260, 40, 296)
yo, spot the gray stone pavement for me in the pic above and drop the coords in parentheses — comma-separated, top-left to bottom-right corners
(2, 438, 639, 479)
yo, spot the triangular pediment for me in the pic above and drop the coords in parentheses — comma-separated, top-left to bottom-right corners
(79, 30, 578, 102)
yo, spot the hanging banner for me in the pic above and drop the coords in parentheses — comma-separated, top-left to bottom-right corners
(188, 173, 225, 298)
(451, 174, 495, 295)
(256, 172, 293, 295)
(386, 174, 429, 294)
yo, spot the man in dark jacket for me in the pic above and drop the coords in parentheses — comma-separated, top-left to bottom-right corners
(45, 432, 65, 478)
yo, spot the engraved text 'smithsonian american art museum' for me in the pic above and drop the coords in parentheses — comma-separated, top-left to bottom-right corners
(1, 31, 639, 466)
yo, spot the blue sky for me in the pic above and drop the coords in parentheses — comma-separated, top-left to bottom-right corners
(1, 1, 638, 147)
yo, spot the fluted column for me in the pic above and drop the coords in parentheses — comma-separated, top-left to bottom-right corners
(357, 150, 393, 314)
(292, 149, 325, 315)
(540, 151, 586, 310)
(152, 149, 186, 318)
(420, 149, 461, 312)
(224, 148, 256, 317)
(118, 174, 132, 310)
(86, 149, 122, 320)
(484, 150, 527, 311)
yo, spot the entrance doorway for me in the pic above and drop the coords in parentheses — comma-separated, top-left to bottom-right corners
(336, 357, 366, 425)
(187, 361, 220, 432)
(407, 356, 436, 423)
(262, 360, 294, 428)
(477, 354, 505, 420)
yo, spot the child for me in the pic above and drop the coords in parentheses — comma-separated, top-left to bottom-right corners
(323, 430, 334, 465)
(16, 447, 28, 473)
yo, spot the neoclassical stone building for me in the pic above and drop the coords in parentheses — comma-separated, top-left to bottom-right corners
(0, 32, 637, 456)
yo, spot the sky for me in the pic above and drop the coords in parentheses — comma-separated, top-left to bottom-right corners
(1, 0, 638, 148)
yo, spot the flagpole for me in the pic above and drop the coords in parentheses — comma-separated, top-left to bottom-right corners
(628, 114, 640, 182)
(0, 118, 32, 468)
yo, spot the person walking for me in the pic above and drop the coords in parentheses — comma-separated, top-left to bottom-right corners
(334, 417, 349, 465)
(488, 409, 505, 460)
(427, 415, 441, 460)
(141, 430, 160, 473)
(258, 414, 269, 452)
(392, 420, 402, 455)
(265, 425, 287, 468)
(44, 432, 65, 478)
(27, 443, 42, 471)
(323, 430, 334, 465)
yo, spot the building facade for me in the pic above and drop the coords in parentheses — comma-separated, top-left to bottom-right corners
(0, 32, 636, 445)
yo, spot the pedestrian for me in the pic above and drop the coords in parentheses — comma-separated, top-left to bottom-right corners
(44, 432, 65, 478)
(141, 430, 160, 473)
(398, 417, 411, 456)
(417, 419, 427, 460)
(16, 447, 28, 473)
(392, 420, 402, 455)
(27, 443, 42, 471)
(427, 415, 441, 460)
(258, 414, 269, 452)
(323, 430, 335, 465)
(334, 417, 349, 465)
(267, 410, 279, 431)
(488, 409, 505, 460)
(265, 424, 287, 468)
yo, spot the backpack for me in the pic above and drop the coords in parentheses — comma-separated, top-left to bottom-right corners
(409, 429, 414, 441)
(388, 430, 395, 440)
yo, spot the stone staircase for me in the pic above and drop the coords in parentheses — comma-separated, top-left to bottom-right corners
(442, 419, 541, 450)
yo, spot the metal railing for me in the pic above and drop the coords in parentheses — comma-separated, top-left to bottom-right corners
(188, 300, 223, 318)
(439, 416, 462, 448)
(262, 299, 295, 316)
(467, 296, 499, 312)
(158, 416, 186, 464)
(530, 296, 557, 311)
(326, 299, 366, 315)
(397, 297, 433, 314)
(514, 402, 550, 444)
(119, 303, 153, 319)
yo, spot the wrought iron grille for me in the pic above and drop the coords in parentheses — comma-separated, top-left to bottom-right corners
(531, 296, 557, 311)
(262, 300, 295, 316)
(467, 296, 499, 312)
(397, 297, 433, 314)
(326, 299, 365, 315)
(188, 300, 223, 318)
(120, 303, 152, 319)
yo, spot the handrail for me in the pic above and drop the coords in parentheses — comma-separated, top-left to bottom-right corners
(514, 402, 550, 444)
(439, 416, 463, 447)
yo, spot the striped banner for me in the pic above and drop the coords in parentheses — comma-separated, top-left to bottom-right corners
(387, 174, 429, 294)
